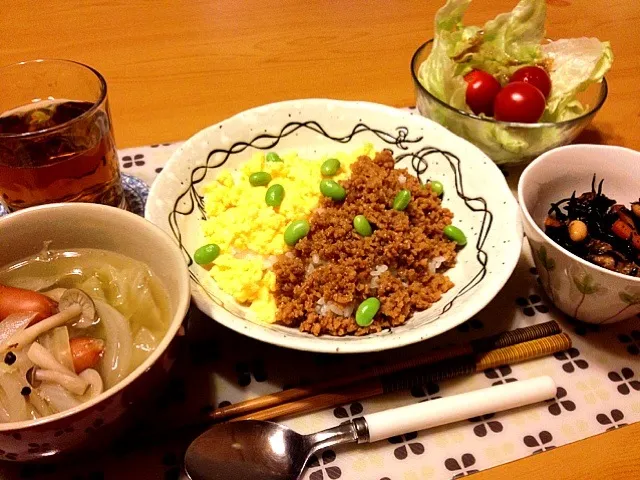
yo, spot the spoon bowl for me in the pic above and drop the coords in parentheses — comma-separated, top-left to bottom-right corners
(185, 420, 309, 480)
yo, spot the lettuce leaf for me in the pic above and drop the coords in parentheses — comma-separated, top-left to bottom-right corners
(419, 0, 475, 110)
(481, 0, 546, 65)
(460, 0, 546, 80)
(542, 38, 613, 121)
(419, 0, 547, 106)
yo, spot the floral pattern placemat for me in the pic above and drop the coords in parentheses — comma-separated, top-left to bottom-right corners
(2, 117, 639, 480)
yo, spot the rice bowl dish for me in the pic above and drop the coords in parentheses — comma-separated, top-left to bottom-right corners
(195, 146, 462, 336)
(146, 99, 523, 353)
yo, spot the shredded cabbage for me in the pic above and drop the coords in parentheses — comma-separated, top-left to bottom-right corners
(78, 265, 165, 333)
(132, 327, 158, 368)
(95, 300, 133, 389)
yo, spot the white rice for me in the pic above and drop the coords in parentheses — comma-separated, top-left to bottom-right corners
(230, 249, 278, 270)
(343, 303, 355, 317)
(263, 255, 278, 269)
(369, 264, 389, 277)
(230, 170, 243, 183)
(315, 298, 356, 317)
(233, 249, 262, 261)
(303, 253, 325, 277)
(428, 255, 446, 274)
(306, 263, 316, 276)
(315, 297, 325, 314)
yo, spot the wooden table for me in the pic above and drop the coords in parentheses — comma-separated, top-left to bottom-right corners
(2, 1, 639, 477)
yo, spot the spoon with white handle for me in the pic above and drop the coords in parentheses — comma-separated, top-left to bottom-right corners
(185, 376, 556, 480)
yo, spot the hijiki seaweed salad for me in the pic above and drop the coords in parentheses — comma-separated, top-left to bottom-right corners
(194, 146, 467, 337)
(545, 176, 640, 277)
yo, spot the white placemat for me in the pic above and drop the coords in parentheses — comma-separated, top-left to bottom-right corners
(3, 116, 639, 479)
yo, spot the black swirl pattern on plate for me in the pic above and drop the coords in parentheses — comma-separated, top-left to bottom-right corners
(168, 120, 493, 318)
(169, 121, 421, 267)
(396, 148, 492, 314)
(167, 121, 422, 300)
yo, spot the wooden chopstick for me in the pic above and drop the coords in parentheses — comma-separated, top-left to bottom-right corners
(230, 331, 571, 422)
(213, 321, 560, 421)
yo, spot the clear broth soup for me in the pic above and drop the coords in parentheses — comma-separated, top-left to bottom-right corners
(0, 246, 170, 422)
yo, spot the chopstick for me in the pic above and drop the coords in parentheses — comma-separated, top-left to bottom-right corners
(213, 321, 562, 421)
(231, 332, 571, 422)
(118, 322, 568, 450)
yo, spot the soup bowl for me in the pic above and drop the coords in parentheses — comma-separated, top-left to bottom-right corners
(0, 203, 190, 460)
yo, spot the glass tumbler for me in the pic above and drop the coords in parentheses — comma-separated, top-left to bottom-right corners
(0, 59, 125, 212)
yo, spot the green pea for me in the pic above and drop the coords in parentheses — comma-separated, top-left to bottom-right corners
(443, 225, 467, 246)
(266, 152, 283, 162)
(249, 171, 272, 186)
(353, 215, 373, 237)
(321, 158, 341, 176)
(284, 219, 310, 246)
(392, 189, 411, 211)
(430, 180, 444, 196)
(319, 179, 346, 201)
(194, 244, 220, 265)
(355, 297, 380, 327)
(265, 184, 285, 207)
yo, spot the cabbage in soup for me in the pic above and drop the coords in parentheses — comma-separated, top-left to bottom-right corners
(0, 246, 170, 423)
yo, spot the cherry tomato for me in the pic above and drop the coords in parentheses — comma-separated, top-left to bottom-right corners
(493, 82, 546, 123)
(510, 66, 552, 98)
(464, 70, 502, 116)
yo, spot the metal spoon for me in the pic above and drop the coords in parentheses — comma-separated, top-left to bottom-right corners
(185, 376, 556, 480)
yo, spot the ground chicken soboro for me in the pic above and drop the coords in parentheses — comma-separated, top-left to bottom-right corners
(273, 150, 458, 336)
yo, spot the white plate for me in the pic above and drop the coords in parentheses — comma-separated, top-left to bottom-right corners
(145, 99, 522, 353)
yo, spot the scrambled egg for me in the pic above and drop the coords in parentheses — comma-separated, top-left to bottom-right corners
(201, 144, 374, 322)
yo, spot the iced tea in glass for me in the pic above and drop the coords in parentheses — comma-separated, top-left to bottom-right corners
(0, 59, 125, 212)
